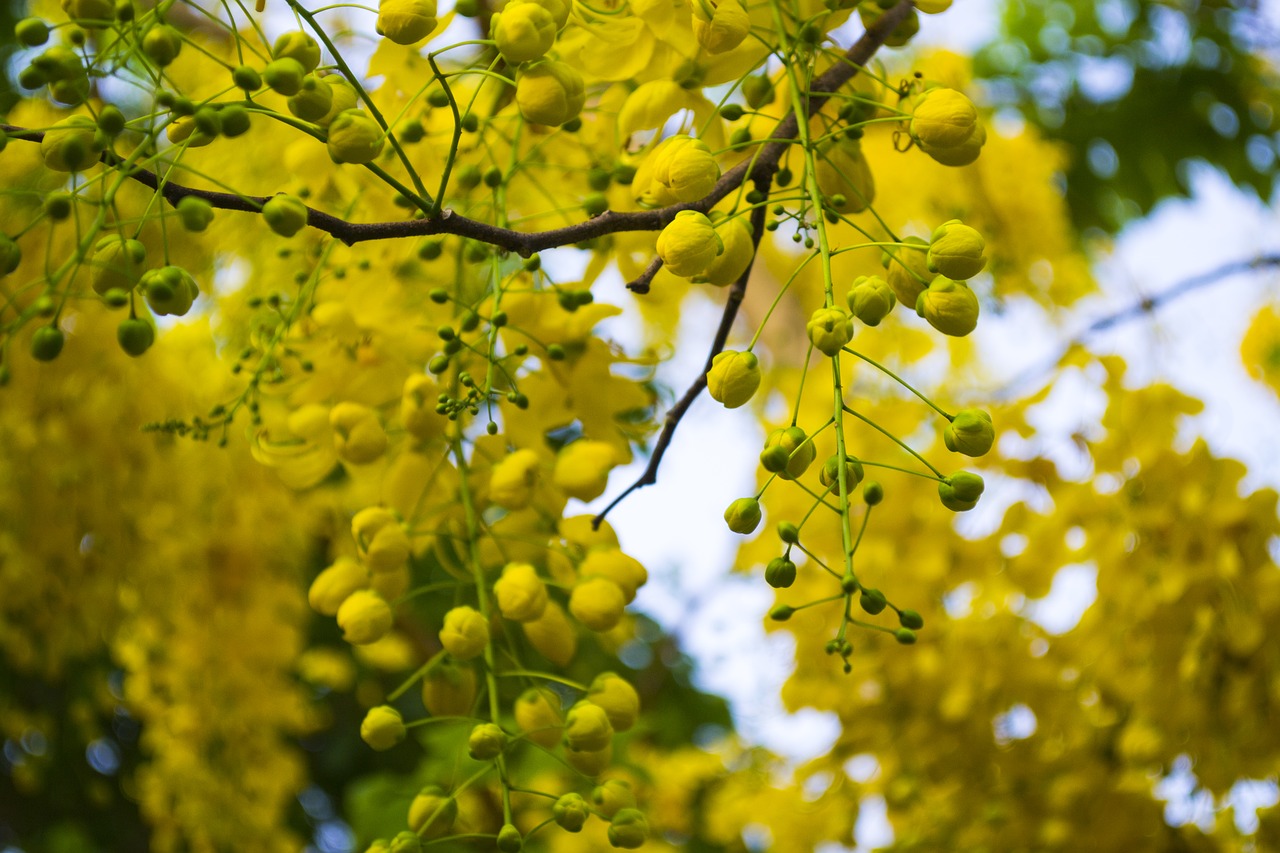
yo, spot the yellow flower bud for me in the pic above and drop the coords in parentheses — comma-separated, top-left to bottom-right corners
(883, 236, 935, 306)
(262, 193, 308, 238)
(695, 213, 754, 287)
(723, 497, 761, 535)
(657, 210, 723, 278)
(608, 809, 650, 849)
(494, 562, 549, 622)
(522, 600, 577, 666)
(759, 426, 815, 480)
(287, 74, 334, 122)
(401, 374, 443, 442)
(40, 116, 102, 172)
(553, 440, 617, 502)
(140, 266, 198, 317)
(928, 220, 987, 280)
(490, 449, 541, 510)
(514, 687, 563, 748)
(939, 471, 984, 511)
(407, 786, 457, 838)
(692, 0, 750, 54)
(273, 31, 321, 72)
(816, 138, 875, 212)
(553, 792, 589, 832)
(592, 779, 637, 818)
(847, 275, 896, 326)
(569, 577, 627, 631)
(564, 701, 613, 752)
(636, 135, 720, 206)
(509, 0, 569, 28)
(327, 109, 386, 165)
(309, 557, 368, 616)
(566, 743, 612, 776)
(439, 605, 490, 660)
(360, 705, 406, 750)
(559, 515, 618, 553)
(515, 60, 584, 126)
(91, 236, 146, 295)
(915, 277, 979, 337)
(915, 0, 951, 11)
(819, 454, 864, 492)
(318, 78, 359, 126)
(579, 549, 647, 603)
(587, 672, 640, 732)
(337, 590, 394, 645)
(492, 3, 557, 64)
(330, 402, 388, 464)
(376, 0, 438, 45)
(467, 722, 507, 760)
(944, 409, 994, 457)
(61, 0, 113, 24)
(353, 507, 411, 572)
(910, 88, 979, 150)
(807, 306, 853, 356)
(706, 350, 760, 408)
(919, 119, 986, 167)
(421, 659, 477, 716)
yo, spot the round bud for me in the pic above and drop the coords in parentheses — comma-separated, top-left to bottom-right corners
(723, 497, 762, 535)
(219, 104, 251, 138)
(492, 3, 557, 64)
(336, 589, 394, 645)
(608, 809, 650, 849)
(116, 317, 155, 357)
(759, 426, 815, 479)
(807, 306, 854, 356)
(765, 557, 796, 589)
(142, 24, 183, 67)
(552, 793, 589, 832)
(563, 701, 613, 752)
(327, 109, 386, 164)
(928, 219, 987, 280)
(360, 705, 406, 750)
(16, 18, 50, 47)
(944, 408, 995, 457)
(262, 57, 306, 96)
(586, 672, 640, 732)
(859, 588, 886, 615)
(232, 64, 262, 92)
(467, 723, 507, 760)
(899, 610, 924, 630)
(769, 604, 794, 621)
(915, 277, 980, 337)
(847, 274, 897, 326)
(938, 471, 984, 512)
(496, 824, 522, 853)
(288, 74, 334, 122)
(97, 104, 126, 137)
(176, 196, 214, 232)
(262, 194, 309, 238)
(439, 605, 489, 660)
(819, 454, 865, 492)
(777, 522, 799, 544)
(741, 74, 774, 108)
(272, 31, 321, 72)
(40, 115, 102, 172)
(44, 192, 74, 220)
(706, 349, 761, 408)
(515, 60, 585, 127)
(376, 0, 439, 44)
(0, 235, 21, 276)
(31, 326, 65, 361)
(895, 628, 917, 645)
(863, 481, 884, 505)
(592, 779, 637, 819)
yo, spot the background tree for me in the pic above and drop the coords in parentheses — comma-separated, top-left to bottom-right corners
(2, 0, 1279, 851)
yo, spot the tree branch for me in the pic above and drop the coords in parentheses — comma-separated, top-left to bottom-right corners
(0, 0, 911, 254)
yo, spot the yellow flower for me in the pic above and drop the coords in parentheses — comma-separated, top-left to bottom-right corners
(401, 374, 443, 443)
(516, 60, 585, 127)
(439, 605, 490, 660)
(493, 562, 549, 622)
(467, 723, 507, 760)
(915, 277, 979, 337)
(273, 31, 321, 71)
(563, 701, 614, 752)
(816, 138, 875, 212)
(706, 350, 761, 408)
(407, 786, 457, 838)
(593, 779, 637, 818)
(657, 210, 723, 278)
(360, 705, 406, 750)
(522, 600, 577, 665)
(883, 236, 935, 306)
(847, 275, 896, 327)
(515, 687, 563, 748)
(492, 3, 558, 64)
(692, 0, 751, 54)
(910, 88, 979, 150)
(553, 792, 589, 831)
(553, 440, 617, 501)
(636, 135, 721, 207)
(806, 306, 854, 356)
(352, 507, 410, 573)
(308, 557, 367, 616)
(337, 590, 395, 645)
(587, 672, 640, 732)
(608, 809, 650, 849)
(579, 548, 647, 602)
(569, 577, 627, 631)
(327, 109, 386, 165)
(928, 220, 987, 280)
(421, 659, 477, 716)
(376, 0, 438, 45)
(489, 449, 541, 509)
(696, 214, 755, 287)
(330, 402, 388, 465)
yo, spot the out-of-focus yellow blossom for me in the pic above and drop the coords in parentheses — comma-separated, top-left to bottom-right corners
(408, 786, 458, 838)
(376, 0, 438, 44)
(579, 548, 648, 602)
(695, 213, 755, 286)
(553, 440, 617, 501)
(1241, 304, 1280, 398)
(493, 562, 549, 622)
(569, 577, 628, 631)
(330, 402, 389, 465)
(522, 599, 578, 665)
(516, 60, 585, 126)
(489, 449, 542, 509)
(816, 137, 875, 212)
(692, 0, 750, 54)
(337, 590, 395, 645)
(587, 672, 640, 732)
(308, 557, 368, 615)
(421, 659, 477, 716)
(515, 687, 563, 748)
(563, 701, 613, 752)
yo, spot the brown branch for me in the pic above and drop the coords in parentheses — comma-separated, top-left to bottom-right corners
(0, 0, 911, 254)
(999, 254, 1280, 397)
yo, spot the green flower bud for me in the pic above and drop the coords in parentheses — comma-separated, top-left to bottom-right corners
(467, 722, 507, 760)
(723, 497, 762, 535)
(141, 265, 198, 317)
(657, 210, 722, 278)
(273, 31, 321, 72)
(262, 194, 308, 238)
(31, 325, 65, 362)
(899, 609, 924, 629)
(287, 74, 334, 122)
(492, 3, 557, 64)
(592, 779, 637, 819)
(262, 57, 306, 96)
(564, 701, 613, 752)
(0, 235, 21, 276)
(97, 104, 126, 137)
(692, 0, 750, 54)
(859, 588, 886, 615)
(220, 104, 251, 138)
(40, 116, 102, 172)
(176, 196, 214, 232)
(706, 349, 760, 408)
(327, 109, 385, 164)
(116, 317, 155, 357)
(515, 60, 585, 127)
(91, 236, 145, 294)
(928, 220, 987, 280)
(944, 408, 994, 457)
(360, 705, 406, 750)
(407, 786, 457, 838)
(895, 628, 917, 644)
(497, 824, 522, 853)
(807, 306, 853, 356)
(883, 236, 935, 306)
(376, 0, 439, 44)
(815, 137, 874, 212)
(553, 793, 589, 832)
(16, 18, 51, 47)
(741, 74, 774, 109)
(847, 274, 896, 326)
(142, 24, 182, 67)
(44, 192, 73, 220)
(776, 521, 799, 544)
(863, 480, 884, 505)
(938, 471, 984, 512)
(819, 454, 864, 492)
(765, 557, 796, 588)
(232, 64, 262, 92)
(607, 808, 649, 849)
(102, 288, 130, 309)
(915, 277, 979, 337)
(60, 0, 114, 25)
(770, 604, 794, 621)
(760, 426, 815, 479)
